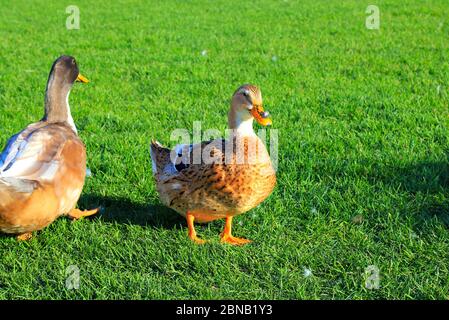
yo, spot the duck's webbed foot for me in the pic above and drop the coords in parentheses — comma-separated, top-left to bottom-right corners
(220, 216, 251, 246)
(68, 207, 100, 220)
(16, 232, 33, 241)
(186, 212, 207, 244)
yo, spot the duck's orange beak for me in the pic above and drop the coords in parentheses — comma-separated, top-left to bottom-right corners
(76, 74, 89, 83)
(250, 105, 272, 126)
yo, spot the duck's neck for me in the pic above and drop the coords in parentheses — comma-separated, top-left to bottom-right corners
(228, 109, 255, 136)
(43, 74, 77, 134)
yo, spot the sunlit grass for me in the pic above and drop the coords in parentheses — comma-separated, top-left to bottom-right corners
(0, 0, 448, 299)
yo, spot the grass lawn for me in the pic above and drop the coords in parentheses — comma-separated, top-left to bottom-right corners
(1, 0, 449, 299)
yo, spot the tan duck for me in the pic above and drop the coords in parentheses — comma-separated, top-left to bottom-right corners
(0, 55, 98, 240)
(150, 84, 276, 245)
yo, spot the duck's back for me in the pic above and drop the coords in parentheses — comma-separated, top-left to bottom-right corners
(0, 121, 86, 233)
(0, 122, 84, 180)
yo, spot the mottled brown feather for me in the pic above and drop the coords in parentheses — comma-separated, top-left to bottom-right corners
(151, 135, 276, 223)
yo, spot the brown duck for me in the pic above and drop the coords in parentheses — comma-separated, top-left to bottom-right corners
(150, 84, 276, 245)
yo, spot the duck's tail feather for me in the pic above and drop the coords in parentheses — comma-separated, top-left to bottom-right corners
(150, 140, 175, 176)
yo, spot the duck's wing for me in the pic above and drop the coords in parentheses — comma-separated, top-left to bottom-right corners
(0, 177, 37, 193)
(0, 177, 38, 204)
(0, 133, 20, 168)
(0, 124, 43, 171)
(0, 123, 79, 182)
(177, 139, 226, 172)
(150, 139, 226, 178)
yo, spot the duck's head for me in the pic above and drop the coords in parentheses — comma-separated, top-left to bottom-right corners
(47, 55, 89, 88)
(229, 84, 272, 133)
(44, 55, 89, 129)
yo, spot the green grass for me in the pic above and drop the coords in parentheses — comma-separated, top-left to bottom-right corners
(1, 0, 449, 299)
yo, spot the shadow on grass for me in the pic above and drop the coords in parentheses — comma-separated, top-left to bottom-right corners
(368, 161, 449, 194)
(369, 160, 449, 227)
(78, 194, 185, 230)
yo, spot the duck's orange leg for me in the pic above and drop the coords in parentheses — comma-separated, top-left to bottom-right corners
(186, 212, 206, 244)
(16, 232, 33, 241)
(220, 216, 251, 245)
(68, 207, 100, 220)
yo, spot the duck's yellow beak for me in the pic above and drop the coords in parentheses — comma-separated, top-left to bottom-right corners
(250, 105, 272, 126)
(76, 74, 89, 83)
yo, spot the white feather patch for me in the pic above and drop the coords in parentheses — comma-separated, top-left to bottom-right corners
(171, 183, 182, 190)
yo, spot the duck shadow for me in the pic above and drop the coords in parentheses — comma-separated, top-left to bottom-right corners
(77, 194, 185, 230)
(368, 160, 449, 227)
(369, 161, 449, 194)
(80, 161, 449, 230)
